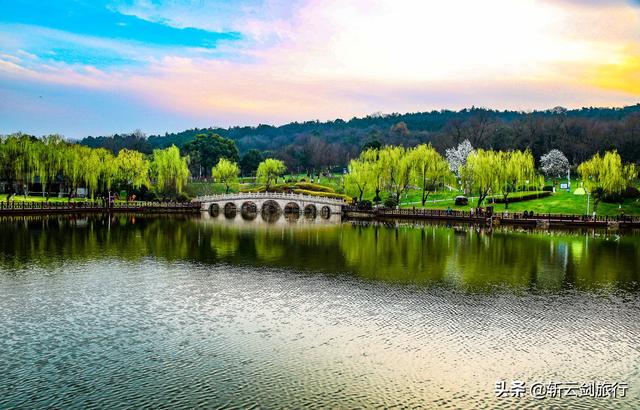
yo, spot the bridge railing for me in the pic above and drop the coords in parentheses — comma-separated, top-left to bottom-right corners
(194, 192, 346, 205)
(0, 201, 200, 211)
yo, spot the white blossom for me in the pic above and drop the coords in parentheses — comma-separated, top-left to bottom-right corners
(445, 139, 474, 177)
(540, 149, 569, 179)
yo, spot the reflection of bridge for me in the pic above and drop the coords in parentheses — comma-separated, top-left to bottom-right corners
(194, 192, 345, 218)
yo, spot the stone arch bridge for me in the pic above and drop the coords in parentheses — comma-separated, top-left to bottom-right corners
(194, 192, 346, 219)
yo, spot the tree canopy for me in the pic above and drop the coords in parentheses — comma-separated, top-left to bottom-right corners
(256, 158, 286, 192)
(182, 133, 239, 179)
(151, 145, 190, 194)
(577, 150, 637, 213)
(211, 158, 240, 194)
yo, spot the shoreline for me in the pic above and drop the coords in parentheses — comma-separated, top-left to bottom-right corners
(343, 207, 640, 229)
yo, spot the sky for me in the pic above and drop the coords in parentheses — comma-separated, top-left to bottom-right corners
(1, 0, 639, 138)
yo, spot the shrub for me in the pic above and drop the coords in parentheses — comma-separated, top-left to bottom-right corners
(293, 182, 335, 193)
(176, 193, 191, 202)
(143, 191, 160, 201)
(384, 197, 398, 208)
(357, 200, 373, 210)
(603, 186, 640, 203)
(542, 186, 554, 192)
(492, 191, 551, 203)
(292, 189, 350, 202)
(625, 186, 640, 199)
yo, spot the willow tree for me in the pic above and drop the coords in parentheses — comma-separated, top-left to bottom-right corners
(0, 134, 41, 198)
(211, 158, 239, 194)
(62, 144, 85, 198)
(115, 149, 150, 190)
(461, 149, 500, 207)
(496, 149, 536, 209)
(360, 148, 385, 204)
(380, 145, 411, 204)
(151, 145, 190, 194)
(256, 158, 286, 192)
(345, 158, 371, 202)
(410, 144, 452, 207)
(37, 135, 66, 198)
(577, 150, 637, 214)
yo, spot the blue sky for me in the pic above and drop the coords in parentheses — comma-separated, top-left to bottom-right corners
(1, 0, 639, 138)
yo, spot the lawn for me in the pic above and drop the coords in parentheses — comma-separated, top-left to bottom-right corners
(398, 183, 640, 217)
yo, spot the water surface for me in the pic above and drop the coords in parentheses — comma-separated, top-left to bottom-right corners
(1, 214, 639, 408)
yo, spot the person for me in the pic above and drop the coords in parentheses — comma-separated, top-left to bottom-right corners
(446, 206, 452, 215)
(470, 207, 474, 218)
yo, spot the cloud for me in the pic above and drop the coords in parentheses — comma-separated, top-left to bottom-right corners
(2, 0, 241, 48)
(1, 0, 639, 137)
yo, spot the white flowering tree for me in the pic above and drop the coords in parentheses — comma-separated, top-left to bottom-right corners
(445, 140, 474, 177)
(540, 149, 569, 186)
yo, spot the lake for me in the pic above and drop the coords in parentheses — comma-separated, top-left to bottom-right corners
(1, 213, 639, 408)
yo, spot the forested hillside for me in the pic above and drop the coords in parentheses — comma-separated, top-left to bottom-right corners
(79, 104, 640, 170)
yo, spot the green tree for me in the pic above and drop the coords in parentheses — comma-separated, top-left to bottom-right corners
(410, 144, 452, 207)
(256, 158, 286, 192)
(344, 158, 371, 202)
(577, 150, 637, 214)
(114, 149, 150, 190)
(496, 149, 536, 210)
(212, 158, 240, 193)
(37, 135, 66, 199)
(152, 145, 190, 194)
(360, 148, 385, 204)
(0, 134, 41, 198)
(62, 144, 85, 199)
(240, 149, 263, 176)
(461, 149, 501, 207)
(380, 146, 411, 205)
(182, 133, 239, 179)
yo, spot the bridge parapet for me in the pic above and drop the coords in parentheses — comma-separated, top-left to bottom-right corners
(194, 192, 346, 206)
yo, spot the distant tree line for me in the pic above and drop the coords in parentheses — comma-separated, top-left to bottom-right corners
(78, 105, 640, 175)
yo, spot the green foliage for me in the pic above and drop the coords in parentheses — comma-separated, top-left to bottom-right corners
(256, 158, 286, 191)
(292, 189, 350, 202)
(151, 145, 190, 194)
(380, 145, 411, 203)
(211, 158, 240, 194)
(461, 149, 501, 207)
(242, 182, 335, 194)
(490, 191, 551, 204)
(384, 197, 398, 208)
(182, 133, 239, 178)
(578, 150, 637, 213)
(81, 105, 640, 171)
(344, 158, 371, 201)
(409, 144, 451, 207)
(114, 149, 150, 189)
(495, 149, 536, 209)
(293, 182, 335, 193)
(240, 149, 263, 175)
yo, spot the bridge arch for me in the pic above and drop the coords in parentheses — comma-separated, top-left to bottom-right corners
(320, 206, 331, 219)
(304, 204, 317, 218)
(284, 202, 300, 214)
(262, 200, 282, 215)
(209, 203, 220, 216)
(224, 202, 237, 218)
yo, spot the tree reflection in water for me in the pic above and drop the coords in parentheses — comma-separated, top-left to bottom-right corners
(0, 214, 638, 292)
